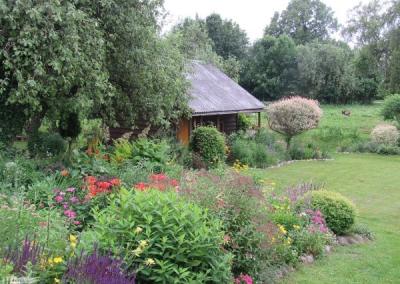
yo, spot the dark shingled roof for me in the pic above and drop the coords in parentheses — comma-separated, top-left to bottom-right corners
(187, 61, 265, 116)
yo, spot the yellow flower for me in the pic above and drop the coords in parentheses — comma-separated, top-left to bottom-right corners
(286, 237, 293, 245)
(133, 247, 143, 257)
(139, 240, 149, 248)
(53, 257, 63, 264)
(278, 224, 287, 235)
(293, 225, 301, 230)
(54, 278, 60, 284)
(134, 227, 143, 234)
(144, 258, 156, 266)
(69, 235, 77, 243)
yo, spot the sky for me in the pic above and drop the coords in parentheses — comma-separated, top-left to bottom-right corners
(163, 0, 371, 42)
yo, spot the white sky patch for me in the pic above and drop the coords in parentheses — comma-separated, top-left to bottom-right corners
(163, 0, 372, 42)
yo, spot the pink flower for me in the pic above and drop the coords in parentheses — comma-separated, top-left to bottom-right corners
(64, 210, 77, 219)
(58, 191, 66, 196)
(55, 195, 64, 203)
(235, 274, 253, 284)
(70, 196, 79, 203)
(73, 221, 81, 225)
(63, 203, 69, 209)
(66, 187, 76, 193)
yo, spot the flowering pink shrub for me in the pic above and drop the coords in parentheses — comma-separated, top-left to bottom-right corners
(305, 209, 329, 234)
(371, 124, 399, 146)
(267, 96, 322, 148)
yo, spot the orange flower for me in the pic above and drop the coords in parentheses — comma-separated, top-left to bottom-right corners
(60, 169, 69, 177)
(110, 178, 121, 186)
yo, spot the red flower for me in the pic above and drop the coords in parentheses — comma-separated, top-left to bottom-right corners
(97, 181, 111, 190)
(150, 174, 167, 182)
(110, 178, 121, 186)
(170, 179, 179, 187)
(86, 176, 97, 185)
(134, 182, 149, 191)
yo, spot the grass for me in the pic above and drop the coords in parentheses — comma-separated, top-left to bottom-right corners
(250, 153, 400, 284)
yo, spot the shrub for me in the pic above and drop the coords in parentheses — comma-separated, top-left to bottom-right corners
(81, 189, 232, 283)
(267, 96, 323, 149)
(179, 170, 268, 279)
(190, 126, 226, 168)
(237, 113, 252, 131)
(288, 142, 329, 160)
(302, 191, 356, 235)
(290, 228, 329, 257)
(229, 129, 284, 168)
(27, 132, 67, 158)
(370, 124, 399, 146)
(382, 94, 400, 125)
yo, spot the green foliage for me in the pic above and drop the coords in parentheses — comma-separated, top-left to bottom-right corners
(290, 228, 330, 257)
(59, 112, 82, 140)
(191, 126, 226, 168)
(237, 114, 252, 131)
(288, 142, 329, 160)
(272, 211, 303, 229)
(304, 191, 356, 235)
(264, 0, 338, 44)
(82, 189, 232, 283)
(170, 17, 241, 81)
(179, 171, 269, 279)
(229, 130, 283, 168)
(297, 42, 358, 104)
(205, 13, 248, 60)
(382, 94, 400, 125)
(0, 195, 68, 254)
(0, 0, 112, 137)
(27, 132, 67, 158)
(241, 35, 298, 101)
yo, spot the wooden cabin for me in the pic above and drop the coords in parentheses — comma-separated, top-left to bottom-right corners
(177, 61, 265, 145)
(109, 61, 265, 143)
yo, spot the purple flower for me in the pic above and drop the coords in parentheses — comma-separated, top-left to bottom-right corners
(4, 237, 43, 274)
(59, 191, 66, 196)
(66, 187, 76, 193)
(64, 247, 135, 284)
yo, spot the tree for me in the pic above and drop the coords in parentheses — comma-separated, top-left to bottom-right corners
(297, 42, 357, 103)
(266, 96, 323, 149)
(170, 17, 241, 81)
(240, 35, 298, 100)
(264, 0, 338, 45)
(0, 1, 111, 141)
(77, 0, 190, 129)
(205, 13, 248, 60)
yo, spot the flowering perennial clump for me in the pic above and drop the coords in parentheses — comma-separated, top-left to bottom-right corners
(64, 247, 135, 284)
(133, 173, 179, 192)
(4, 237, 43, 274)
(85, 176, 121, 197)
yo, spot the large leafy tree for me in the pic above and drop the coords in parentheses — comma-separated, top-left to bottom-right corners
(297, 42, 357, 104)
(264, 0, 338, 45)
(240, 35, 298, 100)
(0, 1, 111, 142)
(170, 18, 241, 82)
(205, 13, 248, 60)
(77, 0, 190, 129)
(344, 0, 400, 94)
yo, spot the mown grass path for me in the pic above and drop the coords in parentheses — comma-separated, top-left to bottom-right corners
(251, 153, 400, 284)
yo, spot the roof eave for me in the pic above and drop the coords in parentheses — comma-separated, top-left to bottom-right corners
(192, 108, 265, 116)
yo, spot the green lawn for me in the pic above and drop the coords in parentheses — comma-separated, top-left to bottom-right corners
(251, 153, 400, 284)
